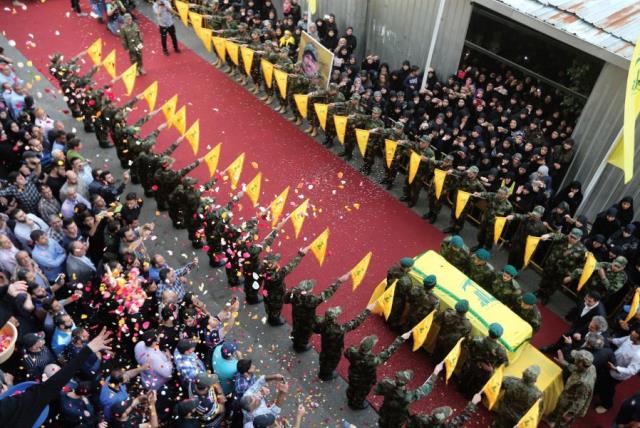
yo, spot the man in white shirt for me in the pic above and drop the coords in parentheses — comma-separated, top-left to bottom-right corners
(239, 374, 288, 428)
(12, 209, 49, 247)
(134, 330, 174, 391)
(152, 0, 180, 56)
(60, 187, 91, 220)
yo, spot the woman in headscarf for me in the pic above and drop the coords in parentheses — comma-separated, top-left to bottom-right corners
(551, 180, 583, 216)
(610, 196, 635, 227)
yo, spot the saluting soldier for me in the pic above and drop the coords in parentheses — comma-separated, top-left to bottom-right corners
(184, 176, 218, 245)
(457, 323, 508, 396)
(408, 393, 482, 428)
(443, 166, 485, 234)
(421, 154, 455, 224)
(504, 205, 547, 270)
(153, 157, 202, 211)
(167, 176, 198, 229)
(134, 136, 183, 197)
(400, 134, 436, 208)
(564, 256, 628, 300)
(244, 30, 264, 94)
(322, 83, 346, 147)
(432, 300, 472, 363)
(359, 106, 386, 175)
(472, 187, 513, 251)
(120, 13, 145, 75)
(404, 275, 439, 332)
(273, 48, 294, 114)
(379, 121, 408, 190)
(492, 365, 543, 428)
(335, 93, 368, 160)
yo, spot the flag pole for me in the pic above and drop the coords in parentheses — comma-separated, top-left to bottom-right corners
(420, 0, 446, 91)
(579, 127, 623, 208)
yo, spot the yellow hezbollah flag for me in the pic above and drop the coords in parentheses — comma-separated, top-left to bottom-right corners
(412, 310, 435, 351)
(368, 279, 387, 306)
(377, 281, 396, 320)
(577, 252, 597, 292)
(225, 153, 245, 190)
(212, 37, 227, 63)
(184, 120, 200, 155)
(290, 199, 309, 238)
(199, 28, 212, 53)
(141, 81, 158, 111)
(516, 399, 542, 428)
(161, 94, 178, 122)
(188, 11, 203, 33)
(408, 151, 421, 184)
(314, 103, 329, 130)
(240, 47, 254, 76)
(501, 178, 515, 195)
(523, 235, 541, 267)
(482, 365, 504, 410)
(171, 106, 187, 135)
(455, 190, 471, 219)
(274, 68, 288, 99)
(86, 38, 102, 66)
(174, 0, 189, 26)
(309, 228, 329, 266)
(350, 252, 372, 291)
(294, 94, 309, 118)
(309, 0, 316, 14)
(203, 144, 221, 177)
(625, 287, 640, 322)
(245, 172, 262, 207)
(434, 169, 447, 200)
(261, 59, 274, 88)
(355, 129, 370, 157)
(444, 337, 464, 383)
(102, 49, 116, 79)
(225, 40, 240, 65)
(270, 186, 290, 226)
(384, 139, 398, 168)
(120, 63, 137, 96)
(334, 115, 348, 145)
(493, 216, 507, 245)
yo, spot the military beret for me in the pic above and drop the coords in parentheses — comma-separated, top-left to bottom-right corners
(467, 166, 479, 174)
(522, 292, 536, 305)
(419, 134, 432, 143)
(393, 122, 405, 130)
(326, 306, 342, 318)
(400, 257, 414, 268)
(264, 253, 281, 263)
(455, 299, 469, 313)
(569, 228, 583, 238)
(503, 264, 518, 277)
(450, 235, 464, 249)
(488, 322, 503, 338)
(395, 370, 413, 383)
(532, 205, 545, 218)
(297, 279, 316, 292)
(431, 406, 453, 422)
(350, 93, 361, 101)
(423, 275, 437, 288)
(372, 106, 382, 114)
(360, 335, 378, 351)
(474, 248, 491, 261)
(614, 256, 628, 267)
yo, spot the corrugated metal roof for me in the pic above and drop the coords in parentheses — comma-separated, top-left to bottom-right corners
(495, 0, 640, 61)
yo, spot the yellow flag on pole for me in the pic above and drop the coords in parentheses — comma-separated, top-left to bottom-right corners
(309, 228, 329, 266)
(171, 106, 187, 135)
(225, 153, 245, 190)
(225, 40, 240, 65)
(516, 399, 542, 428)
(141, 81, 158, 111)
(334, 116, 348, 145)
(274, 68, 288, 99)
(434, 169, 447, 200)
(482, 365, 504, 410)
(377, 281, 396, 320)
(294, 94, 309, 118)
(356, 129, 370, 157)
(188, 11, 203, 32)
(290, 199, 309, 238)
(203, 144, 221, 177)
(102, 49, 116, 79)
(314, 103, 328, 130)
(577, 252, 597, 292)
(455, 190, 471, 219)
(412, 310, 435, 351)
(175, 0, 189, 26)
(184, 120, 200, 155)
(309, 0, 316, 14)
(120, 63, 137, 96)
(350, 252, 372, 291)
(261, 59, 274, 88)
(625, 287, 640, 322)
(408, 151, 421, 184)
(523, 236, 541, 267)
(199, 28, 212, 52)
(240, 47, 254, 75)
(86, 38, 102, 65)
(493, 216, 507, 245)
(245, 172, 262, 207)
(444, 337, 464, 383)
(212, 37, 227, 63)
(269, 186, 290, 226)
(161, 94, 178, 122)
(368, 279, 387, 306)
(384, 139, 397, 168)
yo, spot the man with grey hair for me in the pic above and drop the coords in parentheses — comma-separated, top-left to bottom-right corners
(239, 374, 288, 427)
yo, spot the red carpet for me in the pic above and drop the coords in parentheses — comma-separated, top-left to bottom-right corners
(2, 4, 631, 426)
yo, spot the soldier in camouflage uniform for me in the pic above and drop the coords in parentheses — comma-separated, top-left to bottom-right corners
(444, 166, 485, 234)
(473, 187, 513, 251)
(134, 136, 183, 196)
(120, 14, 145, 75)
(564, 256, 628, 300)
(304, 80, 330, 137)
(284, 274, 347, 353)
(386, 257, 415, 333)
(433, 300, 472, 363)
(379, 122, 409, 190)
(259, 43, 280, 104)
(168, 176, 198, 228)
(440, 235, 470, 272)
(492, 365, 543, 428)
(422, 154, 454, 223)
(225, 24, 252, 84)
(321, 84, 346, 147)
(404, 275, 440, 331)
(515, 292, 542, 333)
(285, 66, 316, 125)
(153, 157, 202, 211)
(127, 122, 166, 183)
(467, 248, 495, 290)
(314, 305, 372, 381)
(49, 54, 98, 130)
(408, 393, 482, 428)
(183, 176, 218, 245)
(81, 87, 112, 148)
(112, 109, 159, 169)
(375, 365, 443, 428)
(505, 205, 547, 270)
(457, 323, 508, 397)
(335, 93, 368, 160)
(490, 265, 522, 310)
(400, 134, 436, 207)
(345, 333, 409, 410)
(204, 194, 242, 267)
(536, 228, 587, 305)
(359, 107, 386, 175)
(244, 30, 264, 94)
(273, 48, 294, 114)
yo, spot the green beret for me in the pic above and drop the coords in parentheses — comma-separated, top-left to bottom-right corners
(522, 292, 537, 305)
(423, 275, 437, 288)
(569, 228, 583, 238)
(372, 107, 382, 114)
(614, 256, 628, 267)
(488, 322, 503, 338)
(360, 335, 378, 352)
(400, 257, 414, 268)
(419, 134, 432, 143)
(395, 370, 413, 384)
(450, 235, 464, 249)
(350, 93, 361, 101)
(297, 279, 316, 292)
(455, 299, 469, 313)
(532, 205, 545, 218)
(474, 248, 491, 261)
(467, 166, 479, 174)
(503, 264, 518, 277)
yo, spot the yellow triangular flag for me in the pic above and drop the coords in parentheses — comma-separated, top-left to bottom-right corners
(516, 399, 542, 428)
(309, 228, 329, 266)
(501, 178, 515, 195)
(493, 216, 507, 245)
(350, 252, 372, 291)
(384, 139, 398, 169)
(245, 172, 262, 207)
(408, 151, 421, 184)
(294, 94, 309, 118)
(188, 11, 203, 32)
(274, 68, 288, 99)
(333, 115, 348, 145)
(608, 132, 634, 184)
(161, 94, 178, 122)
(368, 279, 387, 306)
(86, 38, 102, 65)
(577, 252, 597, 292)
(225, 40, 240, 65)
(213, 37, 227, 63)
(225, 153, 245, 190)
(203, 144, 221, 177)
(269, 186, 290, 226)
(412, 310, 435, 351)
(482, 365, 504, 410)
(141, 81, 158, 111)
(171, 106, 187, 135)
(290, 199, 310, 238)
(444, 337, 464, 383)
(260, 59, 274, 88)
(120, 63, 137, 96)
(240, 47, 254, 76)
(314, 103, 329, 130)
(377, 280, 396, 320)
(309, 0, 316, 14)
(454, 190, 471, 219)
(625, 287, 640, 322)
(184, 120, 200, 155)
(199, 28, 212, 52)
(102, 49, 116, 79)
(523, 235, 541, 267)
(434, 169, 447, 200)
(174, 0, 189, 26)
(355, 129, 370, 157)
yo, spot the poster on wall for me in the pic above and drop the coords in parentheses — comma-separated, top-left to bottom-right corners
(298, 31, 334, 89)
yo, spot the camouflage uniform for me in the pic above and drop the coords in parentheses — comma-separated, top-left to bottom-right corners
(259, 250, 306, 326)
(547, 351, 596, 427)
(433, 307, 472, 363)
(458, 334, 508, 396)
(446, 169, 485, 233)
(375, 370, 438, 428)
(422, 156, 455, 223)
(128, 127, 162, 184)
(475, 190, 513, 250)
(322, 87, 346, 147)
(379, 124, 408, 189)
(440, 236, 470, 272)
(168, 177, 198, 229)
(334, 95, 367, 160)
(359, 109, 386, 175)
(135, 138, 181, 196)
(386, 265, 415, 332)
(490, 275, 522, 310)
(467, 257, 495, 290)
(120, 17, 144, 72)
(238, 223, 277, 305)
(153, 159, 201, 211)
(506, 210, 547, 270)
(492, 367, 543, 428)
(569, 259, 628, 299)
(408, 401, 478, 428)
(401, 136, 436, 207)
(537, 232, 586, 303)
(404, 283, 439, 331)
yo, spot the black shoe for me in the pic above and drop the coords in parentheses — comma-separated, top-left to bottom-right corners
(407, 201, 415, 208)
(294, 344, 312, 353)
(175, 48, 181, 53)
(442, 227, 455, 233)
(318, 371, 338, 381)
(337, 151, 347, 157)
(268, 316, 286, 326)
(163, 50, 169, 56)
(428, 214, 437, 224)
(247, 296, 264, 305)
(386, 183, 393, 190)
(348, 401, 370, 411)
(399, 196, 410, 202)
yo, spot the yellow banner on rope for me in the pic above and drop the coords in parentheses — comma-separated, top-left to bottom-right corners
(273, 68, 288, 99)
(225, 40, 240, 65)
(444, 337, 464, 383)
(171, 106, 187, 135)
(174, 0, 189, 26)
(245, 172, 262, 207)
(625, 287, 640, 322)
(141, 81, 158, 111)
(240, 47, 254, 76)
(290, 199, 309, 238)
(350, 252, 372, 291)
(577, 252, 597, 292)
(355, 129, 370, 157)
(188, 11, 203, 33)
(225, 153, 245, 190)
(377, 280, 396, 320)
(482, 365, 504, 410)
(261, 59, 274, 88)
(184, 120, 200, 155)
(199, 28, 212, 53)
(212, 37, 227, 63)
(454, 190, 471, 219)
(412, 310, 435, 351)
(161, 94, 178, 122)
(86, 38, 102, 65)
(203, 144, 221, 177)
(368, 279, 387, 306)
(334, 115, 348, 145)
(102, 49, 116, 79)
(314, 103, 328, 130)
(523, 236, 541, 267)
(434, 169, 447, 200)
(493, 216, 507, 245)
(270, 186, 290, 226)
(516, 399, 542, 428)
(309, 228, 329, 266)
(120, 63, 137, 96)
(408, 151, 421, 184)
(384, 139, 397, 169)
(293, 94, 309, 118)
